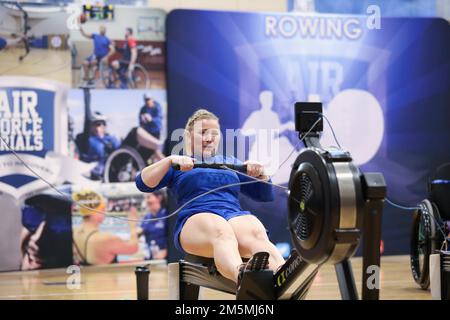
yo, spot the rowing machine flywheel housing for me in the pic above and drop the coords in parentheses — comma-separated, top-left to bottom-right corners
(288, 147, 365, 265)
(286, 102, 385, 300)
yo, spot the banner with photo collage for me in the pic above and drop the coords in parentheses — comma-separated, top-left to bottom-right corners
(0, 4, 168, 271)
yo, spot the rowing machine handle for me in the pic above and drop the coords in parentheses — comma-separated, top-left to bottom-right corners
(171, 163, 247, 173)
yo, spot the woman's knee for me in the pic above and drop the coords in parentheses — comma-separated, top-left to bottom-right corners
(211, 226, 238, 246)
(239, 227, 270, 249)
(252, 227, 269, 241)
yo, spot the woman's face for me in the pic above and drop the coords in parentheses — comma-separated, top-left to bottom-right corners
(91, 121, 106, 137)
(189, 119, 220, 158)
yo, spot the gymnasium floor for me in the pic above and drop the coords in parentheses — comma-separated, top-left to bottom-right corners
(0, 48, 71, 85)
(71, 68, 166, 90)
(0, 255, 431, 300)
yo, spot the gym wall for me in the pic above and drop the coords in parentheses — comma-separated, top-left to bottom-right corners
(290, 0, 450, 20)
(144, 0, 287, 13)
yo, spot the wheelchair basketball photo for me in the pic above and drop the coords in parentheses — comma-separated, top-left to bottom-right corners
(70, 5, 165, 90)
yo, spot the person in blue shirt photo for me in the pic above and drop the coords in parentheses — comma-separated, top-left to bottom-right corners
(76, 111, 120, 180)
(136, 109, 285, 288)
(119, 95, 165, 166)
(79, 24, 114, 85)
(138, 190, 168, 260)
(137, 94, 164, 161)
(139, 95, 162, 139)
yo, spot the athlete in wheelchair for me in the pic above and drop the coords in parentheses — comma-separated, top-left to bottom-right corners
(410, 162, 450, 289)
(75, 90, 164, 182)
(75, 111, 120, 181)
(104, 27, 149, 89)
(79, 24, 115, 87)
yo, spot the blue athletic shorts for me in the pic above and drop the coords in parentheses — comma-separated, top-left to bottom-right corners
(85, 53, 106, 63)
(173, 208, 253, 254)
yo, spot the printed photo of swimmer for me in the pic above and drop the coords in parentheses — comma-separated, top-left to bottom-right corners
(71, 189, 140, 265)
(70, 184, 169, 265)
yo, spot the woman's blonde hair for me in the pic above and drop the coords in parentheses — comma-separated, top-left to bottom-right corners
(184, 109, 219, 155)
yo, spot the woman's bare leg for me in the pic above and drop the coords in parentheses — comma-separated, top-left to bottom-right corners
(136, 127, 161, 150)
(229, 215, 285, 271)
(179, 212, 243, 283)
(136, 127, 165, 161)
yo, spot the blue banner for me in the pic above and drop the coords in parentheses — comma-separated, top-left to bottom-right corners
(166, 10, 450, 254)
(0, 87, 54, 157)
(0, 77, 69, 199)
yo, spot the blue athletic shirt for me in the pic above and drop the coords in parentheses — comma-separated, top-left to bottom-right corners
(139, 102, 162, 138)
(80, 135, 120, 163)
(79, 134, 120, 178)
(141, 208, 168, 250)
(135, 154, 274, 252)
(92, 33, 110, 58)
